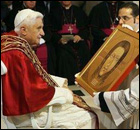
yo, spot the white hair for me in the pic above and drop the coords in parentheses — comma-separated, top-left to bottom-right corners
(14, 9, 43, 34)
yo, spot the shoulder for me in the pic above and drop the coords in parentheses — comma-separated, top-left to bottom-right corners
(118, 2, 125, 7)
(1, 50, 27, 62)
(1, 50, 29, 72)
(72, 5, 83, 12)
(1, 31, 18, 36)
(72, 5, 87, 17)
(92, 2, 106, 10)
(89, 2, 106, 15)
(6, 8, 20, 17)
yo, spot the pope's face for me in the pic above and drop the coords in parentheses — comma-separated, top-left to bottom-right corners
(25, 17, 45, 48)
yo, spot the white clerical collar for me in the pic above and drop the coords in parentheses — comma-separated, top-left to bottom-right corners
(122, 24, 133, 31)
(40, 38, 45, 45)
(122, 24, 139, 33)
(111, 2, 116, 6)
(8, 5, 13, 10)
(63, 5, 72, 10)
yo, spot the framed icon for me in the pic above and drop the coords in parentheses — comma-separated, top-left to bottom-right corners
(76, 25, 139, 96)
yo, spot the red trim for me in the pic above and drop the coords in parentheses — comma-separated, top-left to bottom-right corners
(110, 56, 139, 91)
(2, 31, 18, 36)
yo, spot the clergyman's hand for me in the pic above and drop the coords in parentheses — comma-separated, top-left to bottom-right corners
(74, 72, 80, 85)
(73, 35, 82, 43)
(59, 38, 68, 45)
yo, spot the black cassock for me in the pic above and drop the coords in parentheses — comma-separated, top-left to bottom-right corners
(51, 5, 90, 85)
(89, 1, 125, 56)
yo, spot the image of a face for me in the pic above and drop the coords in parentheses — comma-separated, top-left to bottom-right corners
(99, 47, 125, 76)
(23, 1, 36, 9)
(25, 17, 44, 48)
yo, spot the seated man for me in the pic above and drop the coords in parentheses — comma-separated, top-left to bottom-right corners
(51, 1, 90, 85)
(1, 9, 97, 129)
(88, 1, 124, 56)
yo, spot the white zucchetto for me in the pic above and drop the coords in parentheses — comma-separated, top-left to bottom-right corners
(14, 9, 43, 28)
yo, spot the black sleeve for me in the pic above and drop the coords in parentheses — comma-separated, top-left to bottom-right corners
(99, 92, 110, 113)
(88, 5, 107, 41)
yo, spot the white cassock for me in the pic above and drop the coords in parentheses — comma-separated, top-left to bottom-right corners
(93, 75, 139, 129)
(8, 75, 97, 129)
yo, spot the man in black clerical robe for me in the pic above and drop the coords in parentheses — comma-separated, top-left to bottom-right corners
(89, 1, 124, 56)
(36, 1, 61, 43)
(50, 1, 90, 85)
(4, 1, 44, 32)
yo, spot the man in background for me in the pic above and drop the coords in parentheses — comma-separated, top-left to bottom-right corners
(93, 2, 139, 129)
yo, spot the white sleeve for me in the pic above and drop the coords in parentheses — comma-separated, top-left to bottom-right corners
(93, 92, 101, 109)
(1, 61, 7, 75)
(104, 75, 139, 126)
(47, 87, 73, 106)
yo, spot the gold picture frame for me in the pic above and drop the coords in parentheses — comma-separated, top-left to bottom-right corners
(76, 25, 139, 96)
